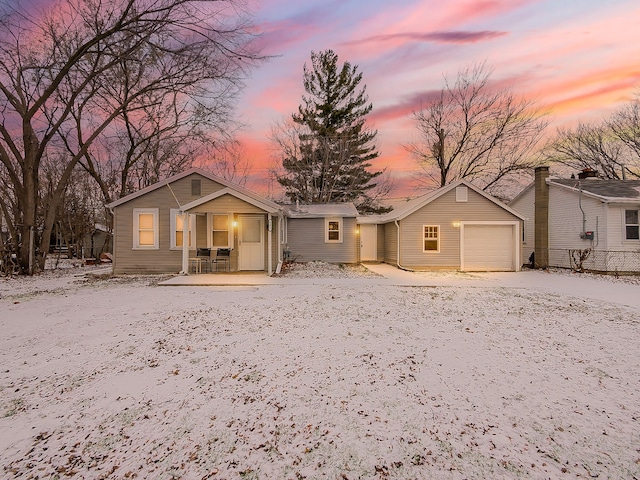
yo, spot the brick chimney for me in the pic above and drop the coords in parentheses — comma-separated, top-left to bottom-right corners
(534, 166, 549, 269)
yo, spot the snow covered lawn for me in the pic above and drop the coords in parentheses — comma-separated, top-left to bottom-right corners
(1, 265, 639, 479)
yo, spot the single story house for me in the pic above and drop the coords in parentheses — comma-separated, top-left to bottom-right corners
(107, 170, 525, 274)
(510, 166, 640, 273)
(107, 169, 285, 275)
(357, 179, 525, 272)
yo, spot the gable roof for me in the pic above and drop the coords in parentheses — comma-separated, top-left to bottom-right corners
(106, 168, 280, 211)
(181, 187, 281, 214)
(359, 179, 525, 223)
(282, 202, 359, 218)
(550, 178, 640, 203)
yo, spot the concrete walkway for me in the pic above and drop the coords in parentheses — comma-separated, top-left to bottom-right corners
(158, 263, 639, 309)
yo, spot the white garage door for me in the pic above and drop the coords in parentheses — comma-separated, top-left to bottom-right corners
(463, 224, 515, 271)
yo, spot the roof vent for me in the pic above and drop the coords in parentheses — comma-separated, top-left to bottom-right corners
(577, 168, 597, 180)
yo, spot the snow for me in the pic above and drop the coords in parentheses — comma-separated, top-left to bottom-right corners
(1, 263, 639, 479)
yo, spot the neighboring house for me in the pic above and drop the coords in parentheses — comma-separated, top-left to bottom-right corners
(510, 166, 640, 273)
(108, 170, 525, 274)
(107, 169, 285, 275)
(358, 179, 525, 272)
(82, 224, 113, 259)
(282, 203, 359, 264)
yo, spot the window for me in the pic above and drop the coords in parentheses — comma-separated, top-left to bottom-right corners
(209, 214, 231, 248)
(325, 218, 343, 243)
(625, 209, 639, 240)
(133, 208, 159, 249)
(423, 225, 440, 252)
(170, 209, 195, 249)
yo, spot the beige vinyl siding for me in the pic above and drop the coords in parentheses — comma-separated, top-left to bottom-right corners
(383, 222, 397, 264)
(188, 194, 266, 215)
(399, 188, 519, 269)
(510, 185, 535, 266)
(376, 224, 385, 261)
(270, 217, 282, 271)
(112, 174, 226, 274)
(286, 217, 358, 263)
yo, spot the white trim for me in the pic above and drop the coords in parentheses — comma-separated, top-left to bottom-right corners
(459, 221, 520, 272)
(325, 218, 343, 243)
(365, 179, 526, 224)
(207, 213, 233, 249)
(133, 208, 159, 250)
(182, 187, 281, 214)
(107, 168, 282, 212)
(422, 224, 440, 253)
(268, 214, 273, 275)
(170, 209, 195, 250)
(623, 208, 640, 241)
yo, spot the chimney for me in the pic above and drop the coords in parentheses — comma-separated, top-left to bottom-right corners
(577, 168, 597, 180)
(534, 166, 549, 269)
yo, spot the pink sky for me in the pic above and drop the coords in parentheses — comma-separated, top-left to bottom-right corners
(235, 0, 640, 197)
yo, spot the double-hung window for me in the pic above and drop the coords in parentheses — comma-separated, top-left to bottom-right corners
(625, 209, 640, 240)
(170, 209, 195, 249)
(209, 214, 231, 248)
(325, 218, 343, 243)
(423, 225, 440, 252)
(133, 208, 159, 249)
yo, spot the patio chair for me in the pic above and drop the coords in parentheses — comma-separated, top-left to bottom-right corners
(196, 248, 212, 273)
(214, 248, 230, 272)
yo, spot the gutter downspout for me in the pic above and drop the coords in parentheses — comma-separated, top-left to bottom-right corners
(578, 181, 587, 237)
(394, 220, 414, 271)
(275, 213, 283, 274)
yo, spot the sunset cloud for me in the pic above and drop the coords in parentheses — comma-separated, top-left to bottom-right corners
(238, 0, 640, 196)
(343, 30, 508, 47)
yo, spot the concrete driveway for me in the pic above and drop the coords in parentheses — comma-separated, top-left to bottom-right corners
(159, 263, 640, 310)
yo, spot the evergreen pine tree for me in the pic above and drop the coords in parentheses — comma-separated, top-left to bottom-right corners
(277, 50, 384, 212)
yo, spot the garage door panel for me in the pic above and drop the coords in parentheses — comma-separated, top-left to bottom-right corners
(463, 224, 514, 271)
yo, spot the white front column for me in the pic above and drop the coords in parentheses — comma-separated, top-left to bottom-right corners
(181, 212, 189, 274)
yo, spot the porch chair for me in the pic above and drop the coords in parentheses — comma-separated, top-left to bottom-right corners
(196, 248, 212, 273)
(214, 248, 230, 272)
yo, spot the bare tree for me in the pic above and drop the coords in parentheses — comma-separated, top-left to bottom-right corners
(407, 63, 549, 196)
(0, 0, 262, 273)
(201, 138, 251, 186)
(608, 91, 640, 178)
(544, 122, 629, 179)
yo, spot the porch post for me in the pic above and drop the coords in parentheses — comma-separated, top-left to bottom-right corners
(267, 213, 273, 276)
(181, 211, 189, 274)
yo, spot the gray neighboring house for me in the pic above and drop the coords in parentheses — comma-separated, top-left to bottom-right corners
(358, 179, 525, 272)
(282, 203, 359, 264)
(510, 166, 640, 273)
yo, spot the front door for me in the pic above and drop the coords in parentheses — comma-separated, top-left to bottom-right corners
(238, 215, 264, 270)
(360, 224, 377, 261)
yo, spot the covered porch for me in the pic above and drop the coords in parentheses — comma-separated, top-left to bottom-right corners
(177, 188, 284, 275)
